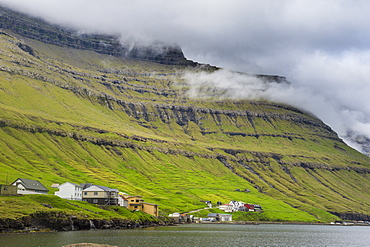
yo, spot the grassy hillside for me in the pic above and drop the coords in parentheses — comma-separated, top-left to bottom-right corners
(0, 29, 369, 223)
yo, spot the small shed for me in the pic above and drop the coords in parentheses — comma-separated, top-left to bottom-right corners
(0, 184, 17, 195)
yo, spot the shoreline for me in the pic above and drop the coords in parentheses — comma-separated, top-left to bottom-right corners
(2, 217, 369, 235)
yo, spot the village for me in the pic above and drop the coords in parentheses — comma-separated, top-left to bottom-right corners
(169, 200, 263, 223)
(0, 178, 159, 216)
(0, 178, 263, 222)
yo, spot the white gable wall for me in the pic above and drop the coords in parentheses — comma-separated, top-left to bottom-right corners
(55, 182, 82, 200)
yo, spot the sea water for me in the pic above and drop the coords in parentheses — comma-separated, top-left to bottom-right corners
(0, 224, 369, 247)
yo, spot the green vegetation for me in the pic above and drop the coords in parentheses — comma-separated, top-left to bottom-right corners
(0, 194, 158, 223)
(0, 29, 369, 225)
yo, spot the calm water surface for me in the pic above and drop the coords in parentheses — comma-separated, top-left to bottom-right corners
(0, 224, 369, 247)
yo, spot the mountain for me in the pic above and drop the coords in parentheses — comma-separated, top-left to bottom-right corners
(0, 6, 369, 222)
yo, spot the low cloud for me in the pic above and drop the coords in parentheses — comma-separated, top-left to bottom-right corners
(183, 67, 370, 153)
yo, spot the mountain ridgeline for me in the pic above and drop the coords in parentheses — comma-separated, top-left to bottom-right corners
(0, 6, 369, 222)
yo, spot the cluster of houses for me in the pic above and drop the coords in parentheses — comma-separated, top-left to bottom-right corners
(201, 200, 263, 213)
(0, 178, 158, 216)
(168, 200, 263, 223)
(169, 212, 233, 223)
(219, 201, 263, 212)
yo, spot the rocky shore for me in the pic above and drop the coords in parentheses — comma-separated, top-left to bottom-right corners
(0, 211, 174, 234)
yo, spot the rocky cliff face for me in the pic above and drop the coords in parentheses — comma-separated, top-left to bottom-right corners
(0, 6, 194, 65)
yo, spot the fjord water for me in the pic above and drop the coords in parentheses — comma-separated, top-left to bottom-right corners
(0, 224, 369, 247)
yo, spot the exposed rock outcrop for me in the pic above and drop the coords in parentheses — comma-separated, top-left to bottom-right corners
(0, 211, 173, 233)
(0, 6, 194, 65)
(328, 211, 370, 221)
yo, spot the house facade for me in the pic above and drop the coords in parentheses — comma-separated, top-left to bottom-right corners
(55, 182, 83, 200)
(168, 213, 193, 223)
(219, 214, 232, 221)
(118, 192, 129, 207)
(11, 178, 48, 194)
(126, 195, 159, 216)
(142, 202, 159, 216)
(219, 204, 233, 212)
(82, 185, 119, 205)
(127, 195, 144, 210)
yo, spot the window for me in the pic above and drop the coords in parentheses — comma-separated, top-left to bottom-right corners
(93, 199, 98, 203)
(94, 192, 98, 195)
(84, 192, 87, 195)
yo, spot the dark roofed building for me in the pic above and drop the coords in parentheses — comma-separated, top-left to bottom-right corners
(82, 184, 119, 205)
(11, 178, 48, 194)
(207, 213, 220, 222)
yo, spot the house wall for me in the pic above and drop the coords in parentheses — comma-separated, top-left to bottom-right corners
(83, 191, 107, 198)
(84, 198, 107, 205)
(142, 203, 158, 216)
(128, 203, 143, 211)
(219, 204, 233, 212)
(127, 196, 143, 204)
(12, 180, 27, 192)
(118, 196, 128, 207)
(83, 196, 118, 205)
(55, 183, 82, 200)
(219, 214, 232, 221)
(82, 186, 119, 205)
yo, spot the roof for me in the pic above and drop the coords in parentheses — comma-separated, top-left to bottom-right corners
(60, 182, 83, 188)
(126, 195, 142, 199)
(142, 202, 158, 206)
(82, 184, 118, 192)
(51, 183, 60, 188)
(12, 178, 48, 192)
(207, 213, 219, 217)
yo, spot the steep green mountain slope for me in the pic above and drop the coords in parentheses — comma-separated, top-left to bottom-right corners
(0, 7, 369, 222)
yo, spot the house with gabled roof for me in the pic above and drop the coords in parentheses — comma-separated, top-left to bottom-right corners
(55, 182, 83, 200)
(219, 204, 233, 212)
(11, 178, 48, 194)
(126, 195, 159, 216)
(82, 184, 119, 205)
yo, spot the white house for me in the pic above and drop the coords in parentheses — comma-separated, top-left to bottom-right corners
(219, 214, 233, 221)
(11, 178, 48, 194)
(55, 182, 83, 200)
(118, 192, 129, 207)
(219, 204, 233, 212)
(228, 200, 246, 212)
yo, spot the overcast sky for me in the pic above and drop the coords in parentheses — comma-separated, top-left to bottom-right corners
(1, 0, 370, 152)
